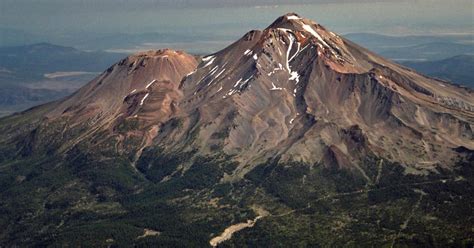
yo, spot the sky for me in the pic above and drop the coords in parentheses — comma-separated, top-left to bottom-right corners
(0, 0, 473, 52)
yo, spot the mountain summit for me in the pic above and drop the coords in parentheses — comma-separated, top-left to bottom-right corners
(0, 14, 473, 247)
(176, 12, 473, 171)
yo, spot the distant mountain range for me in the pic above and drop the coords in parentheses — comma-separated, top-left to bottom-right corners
(0, 13, 472, 247)
(0, 43, 125, 78)
(381, 42, 473, 61)
(402, 55, 474, 88)
(344, 33, 474, 61)
(344, 32, 473, 49)
(0, 43, 125, 116)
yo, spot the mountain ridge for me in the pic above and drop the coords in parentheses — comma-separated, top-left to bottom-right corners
(0, 13, 473, 247)
(2, 12, 473, 179)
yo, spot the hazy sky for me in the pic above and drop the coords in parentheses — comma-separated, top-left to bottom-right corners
(1, 0, 472, 51)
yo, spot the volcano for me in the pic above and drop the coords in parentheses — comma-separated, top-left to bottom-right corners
(0, 13, 472, 247)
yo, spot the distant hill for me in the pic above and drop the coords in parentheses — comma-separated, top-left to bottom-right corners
(0, 43, 126, 78)
(0, 43, 126, 116)
(344, 33, 474, 61)
(403, 55, 474, 88)
(0, 28, 42, 47)
(381, 42, 474, 61)
(344, 33, 473, 49)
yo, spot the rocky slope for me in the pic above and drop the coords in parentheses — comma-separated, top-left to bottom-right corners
(0, 13, 472, 247)
(168, 13, 473, 175)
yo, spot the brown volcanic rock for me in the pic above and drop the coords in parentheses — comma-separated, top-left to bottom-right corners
(3, 13, 473, 176)
(150, 13, 473, 176)
(50, 49, 197, 122)
(12, 49, 199, 158)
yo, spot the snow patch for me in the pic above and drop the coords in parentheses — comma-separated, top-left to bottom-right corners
(186, 70, 196, 77)
(302, 24, 330, 48)
(240, 76, 253, 88)
(140, 93, 149, 106)
(203, 56, 216, 67)
(214, 68, 226, 79)
(270, 82, 283, 91)
(233, 76, 253, 89)
(289, 71, 300, 84)
(234, 78, 243, 88)
(268, 63, 283, 75)
(202, 55, 215, 62)
(209, 66, 219, 76)
(253, 54, 258, 60)
(288, 42, 301, 62)
(227, 89, 238, 96)
(300, 44, 310, 54)
(146, 79, 157, 89)
(281, 30, 301, 85)
(285, 31, 295, 71)
(286, 15, 301, 20)
(208, 69, 226, 86)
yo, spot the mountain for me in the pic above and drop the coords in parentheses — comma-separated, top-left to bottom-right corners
(344, 33, 473, 51)
(0, 42, 126, 78)
(402, 55, 474, 88)
(0, 28, 43, 47)
(0, 13, 473, 247)
(0, 43, 126, 116)
(379, 42, 474, 61)
(344, 33, 474, 61)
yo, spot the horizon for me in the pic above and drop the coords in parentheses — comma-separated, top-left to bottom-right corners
(1, 0, 473, 54)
